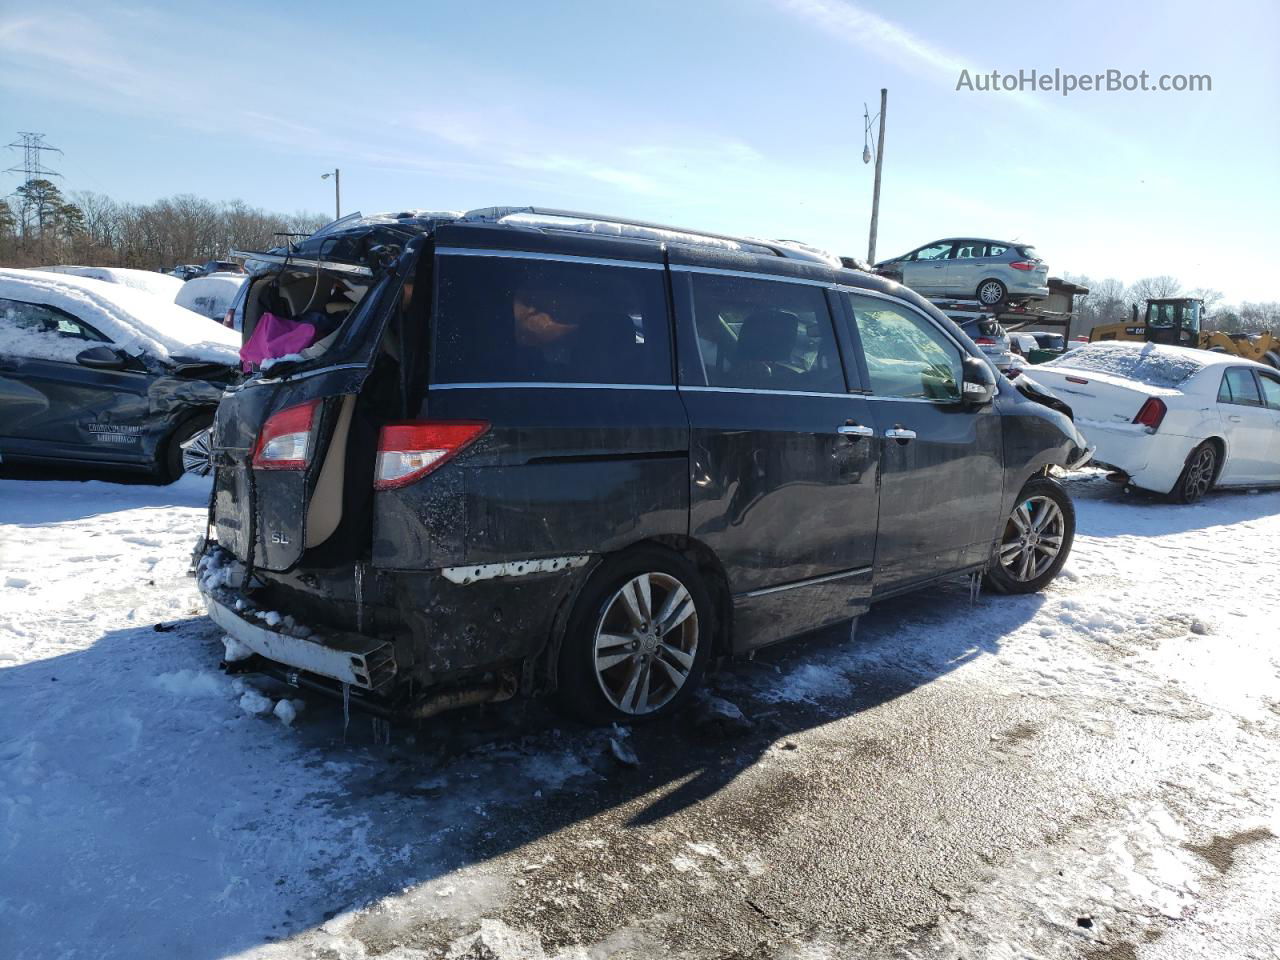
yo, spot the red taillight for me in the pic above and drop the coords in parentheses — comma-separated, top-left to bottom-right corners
(1010, 261, 1036, 271)
(1133, 397, 1167, 431)
(253, 399, 320, 470)
(374, 421, 489, 491)
(975, 336, 997, 345)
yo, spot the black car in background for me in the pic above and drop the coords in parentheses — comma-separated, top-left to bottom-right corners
(196, 208, 1091, 724)
(0, 269, 240, 482)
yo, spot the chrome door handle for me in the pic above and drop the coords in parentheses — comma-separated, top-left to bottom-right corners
(884, 427, 917, 441)
(1228, 415, 1242, 422)
(837, 423, 875, 438)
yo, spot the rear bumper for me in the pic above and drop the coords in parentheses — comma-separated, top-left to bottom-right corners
(203, 585, 397, 692)
(1079, 421, 1196, 494)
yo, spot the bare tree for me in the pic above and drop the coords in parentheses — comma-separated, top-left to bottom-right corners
(1128, 275, 1181, 303)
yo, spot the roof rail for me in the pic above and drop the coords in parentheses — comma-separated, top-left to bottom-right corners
(458, 207, 839, 266)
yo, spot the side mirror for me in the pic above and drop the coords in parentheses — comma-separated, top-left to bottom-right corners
(76, 346, 126, 370)
(961, 354, 997, 406)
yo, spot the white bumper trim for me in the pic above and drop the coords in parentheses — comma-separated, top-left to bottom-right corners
(204, 592, 394, 691)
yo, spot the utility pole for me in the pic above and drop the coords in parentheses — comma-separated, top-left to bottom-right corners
(321, 168, 340, 219)
(866, 88, 887, 264)
(5, 132, 64, 251)
(5, 131, 63, 182)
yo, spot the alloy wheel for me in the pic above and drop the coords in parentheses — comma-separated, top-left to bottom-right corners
(1183, 446, 1216, 501)
(997, 495, 1066, 582)
(592, 572, 699, 716)
(978, 280, 1005, 305)
(181, 427, 214, 476)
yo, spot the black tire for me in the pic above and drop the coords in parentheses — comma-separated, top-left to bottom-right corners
(984, 476, 1076, 595)
(155, 416, 212, 485)
(557, 545, 713, 724)
(1170, 440, 1219, 504)
(976, 278, 1007, 307)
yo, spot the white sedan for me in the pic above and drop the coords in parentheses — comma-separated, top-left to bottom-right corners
(1032, 342, 1280, 502)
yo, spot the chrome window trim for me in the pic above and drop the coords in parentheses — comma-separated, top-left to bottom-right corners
(680, 385, 855, 400)
(430, 381, 677, 391)
(669, 263, 835, 289)
(737, 565, 873, 600)
(435, 247, 665, 270)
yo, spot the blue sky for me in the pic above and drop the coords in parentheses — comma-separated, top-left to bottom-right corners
(1, 0, 1277, 302)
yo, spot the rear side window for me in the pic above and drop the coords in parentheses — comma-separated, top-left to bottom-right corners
(953, 242, 985, 259)
(1218, 368, 1263, 406)
(1259, 373, 1280, 410)
(987, 244, 1009, 257)
(846, 294, 962, 401)
(431, 254, 671, 385)
(680, 273, 845, 393)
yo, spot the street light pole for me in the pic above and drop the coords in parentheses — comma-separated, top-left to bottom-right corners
(321, 168, 341, 220)
(866, 88, 887, 265)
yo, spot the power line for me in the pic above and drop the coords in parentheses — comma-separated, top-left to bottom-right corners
(5, 131, 63, 182)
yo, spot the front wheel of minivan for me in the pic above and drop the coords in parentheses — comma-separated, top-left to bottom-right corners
(984, 477, 1076, 595)
(558, 546, 713, 724)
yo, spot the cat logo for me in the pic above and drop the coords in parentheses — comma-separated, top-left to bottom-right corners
(270, 532, 291, 545)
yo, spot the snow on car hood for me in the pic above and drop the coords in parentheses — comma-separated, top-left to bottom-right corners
(0, 268, 239, 365)
(34, 265, 186, 301)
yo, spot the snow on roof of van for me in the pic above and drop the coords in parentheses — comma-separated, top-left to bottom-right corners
(34, 265, 185, 301)
(0, 268, 240, 364)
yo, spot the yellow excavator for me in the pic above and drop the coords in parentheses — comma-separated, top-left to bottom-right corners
(1089, 297, 1280, 369)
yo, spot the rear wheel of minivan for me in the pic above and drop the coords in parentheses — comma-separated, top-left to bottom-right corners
(984, 477, 1075, 594)
(558, 546, 713, 724)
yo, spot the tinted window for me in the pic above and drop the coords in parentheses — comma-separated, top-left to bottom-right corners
(432, 254, 671, 385)
(0, 298, 111, 362)
(847, 294, 962, 401)
(682, 274, 845, 393)
(1259, 373, 1280, 410)
(1218, 368, 1263, 406)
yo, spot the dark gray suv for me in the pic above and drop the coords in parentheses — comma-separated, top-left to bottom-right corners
(195, 208, 1090, 724)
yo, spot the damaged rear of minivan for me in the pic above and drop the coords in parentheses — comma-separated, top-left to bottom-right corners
(196, 210, 690, 721)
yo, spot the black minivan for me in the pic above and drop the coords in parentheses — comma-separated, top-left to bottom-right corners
(196, 208, 1091, 723)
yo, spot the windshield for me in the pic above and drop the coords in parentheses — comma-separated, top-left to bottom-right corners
(1043, 342, 1204, 388)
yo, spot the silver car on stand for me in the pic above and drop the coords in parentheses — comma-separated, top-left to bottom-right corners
(876, 238, 1050, 306)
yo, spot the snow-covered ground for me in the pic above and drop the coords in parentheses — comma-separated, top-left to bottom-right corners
(1, 471, 1278, 959)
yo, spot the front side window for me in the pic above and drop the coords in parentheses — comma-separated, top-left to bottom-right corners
(1218, 367, 1263, 406)
(431, 254, 672, 385)
(682, 274, 845, 393)
(847, 294, 962, 401)
(0, 298, 111, 362)
(1258, 372, 1280, 410)
(912, 242, 953, 262)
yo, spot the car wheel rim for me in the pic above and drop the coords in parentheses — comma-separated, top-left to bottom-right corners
(998, 495, 1065, 582)
(979, 282, 1003, 304)
(593, 572, 699, 716)
(180, 427, 214, 476)
(1185, 448, 1215, 500)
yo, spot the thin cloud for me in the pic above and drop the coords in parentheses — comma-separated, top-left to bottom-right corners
(768, 0, 968, 75)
